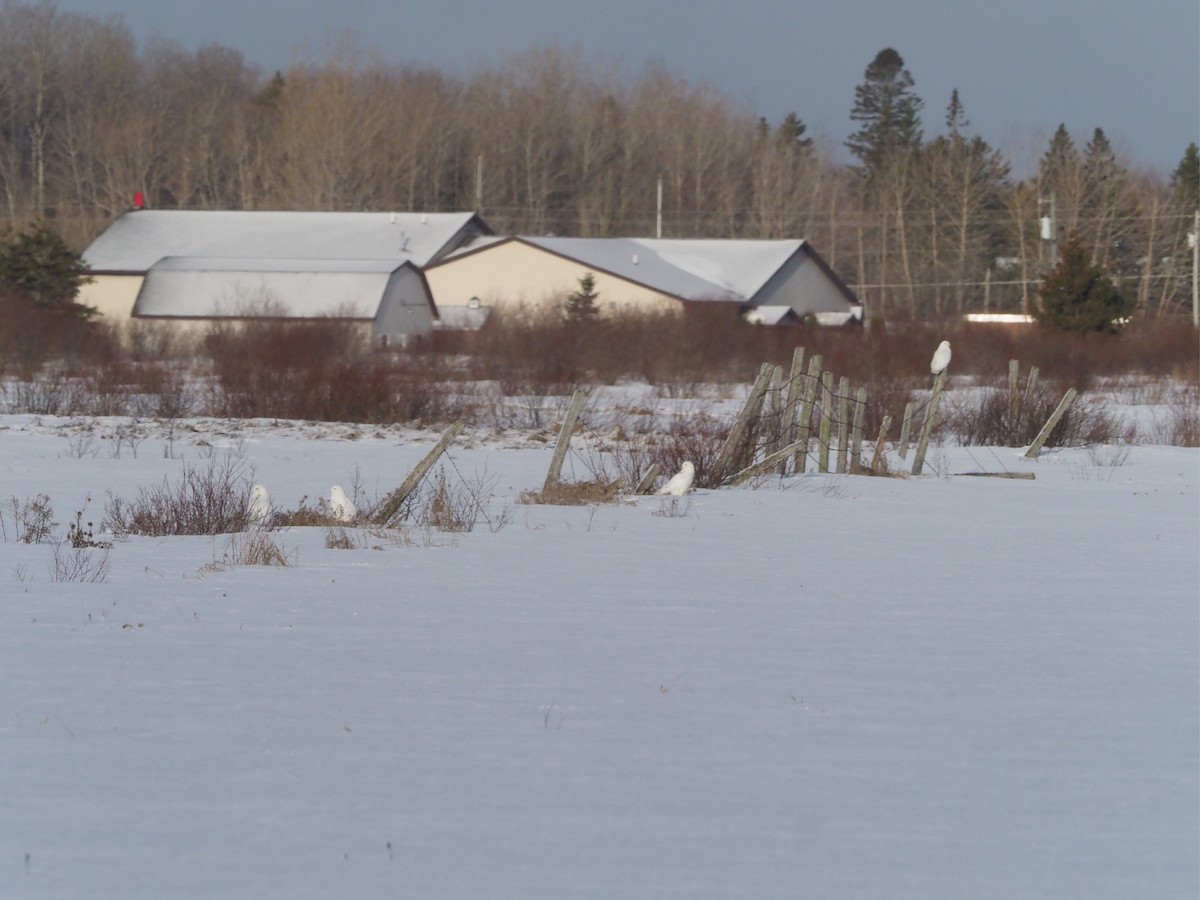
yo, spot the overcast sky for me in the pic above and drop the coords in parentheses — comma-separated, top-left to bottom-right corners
(57, 0, 1199, 174)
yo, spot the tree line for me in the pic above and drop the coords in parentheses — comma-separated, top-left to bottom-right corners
(0, 1, 1196, 321)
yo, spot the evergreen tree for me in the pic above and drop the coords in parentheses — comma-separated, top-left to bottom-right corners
(944, 88, 969, 138)
(1039, 124, 1080, 187)
(565, 271, 600, 320)
(846, 48, 923, 175)
(0, 224, 95, 319)
(1036, 230, 1132, 333)
(776, 112, 813, 156)
(1171, 143, 1199, 210)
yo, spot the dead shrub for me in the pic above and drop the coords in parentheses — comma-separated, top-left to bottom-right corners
(1151, 385, 1200, 447)
(519, 480, 622, 506)
(944, 381, 1131, 447)
(103, 457, 257, 536)
(50, 543, 111, 582)
(2, 493, 56, 543)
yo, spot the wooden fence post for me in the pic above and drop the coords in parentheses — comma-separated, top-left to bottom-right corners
(818, 371, 833, 473)
(633, 463, 661, 495)
(726, 440, 808, 486)
(780, 347, 805, 474)
(869, 414, 893, 473)
(542, 389, 588, 494)
(1024, 388, 1077, 459)
(794, 353, 822, 474)
(849, 386, 867, 474)
(836, 376, 850, 474)
(714, 367, 773, 482)
(375, 421, 466, 526)
(911, 369, 948, 476)
(766, 364, 784, 461)
(897, 401, 915, 460)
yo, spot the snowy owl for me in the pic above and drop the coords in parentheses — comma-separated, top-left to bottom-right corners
(930, 340, 952, 376)
(330, 485, 357, 523)
(657, 461, 695, 496)
(248, 484, 272, 527)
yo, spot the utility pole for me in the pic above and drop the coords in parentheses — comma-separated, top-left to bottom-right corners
(656, 176, 663, 239)
(1190, 209, 1198, 328)
(475, 155, 483, 213)
(1039, 192, 1057, 267)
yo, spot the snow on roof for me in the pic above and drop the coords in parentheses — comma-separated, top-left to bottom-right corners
(743, 305, 798, 326)
(434, 305, 493, 331)
(521, 237, 805, 303)
(84, 210, 485, 272)
(813, 309, 863, 326)
(133, 257, 409, 319)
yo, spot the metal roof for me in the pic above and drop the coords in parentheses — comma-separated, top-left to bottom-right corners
(133, 257, 418, 319)
(437, 236, 813, 304)
(84, 210, 486, 272)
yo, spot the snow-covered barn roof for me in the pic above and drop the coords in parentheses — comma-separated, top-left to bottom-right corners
(132, 257, 428, 320)
(84, 210, 490, 272)
(432, 235, 857, 309)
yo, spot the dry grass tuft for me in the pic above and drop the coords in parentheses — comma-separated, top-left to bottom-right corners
(519, 480, 624, 506)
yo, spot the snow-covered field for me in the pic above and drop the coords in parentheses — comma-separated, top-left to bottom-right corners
(1, 410, 1196, 899)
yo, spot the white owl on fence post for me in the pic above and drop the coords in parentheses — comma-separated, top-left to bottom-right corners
(930, 340, 952, 376)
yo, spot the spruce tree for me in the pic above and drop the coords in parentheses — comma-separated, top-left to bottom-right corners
(0, 224, 95, 320)
(846, 48, 923, 176)
(1036, 231, 1132, 333)
(565, 272, 601, 320)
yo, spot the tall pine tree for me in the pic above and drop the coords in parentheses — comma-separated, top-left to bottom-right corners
(846, 48, 923, 177)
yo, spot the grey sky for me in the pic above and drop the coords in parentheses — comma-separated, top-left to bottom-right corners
(58, 0, 1199, 173)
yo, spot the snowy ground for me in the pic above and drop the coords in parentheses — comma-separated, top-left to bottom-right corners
(0, 411, 1196, 899)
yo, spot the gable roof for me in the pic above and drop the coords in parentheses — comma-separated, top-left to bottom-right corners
(84, 210, 490, 273)
(132, 257, 432, 320)
(431, 235, 855, 308)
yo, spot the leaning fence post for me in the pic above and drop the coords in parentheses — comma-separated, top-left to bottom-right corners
(542, 388, 588, 494)
(818, 371, 833, 473)
(1024, 388, 1077, 459)
(794, 353, 822, 474)
(849, 386, 868, 474)
(897, 401, 915, 460)
(911, 369, 948, 476)
(714, 367, 773, 482)
(375, 420, 466, 526)
(766, 364, 784, 461)
(869, 414, 893, 473)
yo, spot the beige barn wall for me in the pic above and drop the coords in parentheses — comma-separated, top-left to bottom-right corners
(79, 274, 142, 322)
(426, 242, 679, 316)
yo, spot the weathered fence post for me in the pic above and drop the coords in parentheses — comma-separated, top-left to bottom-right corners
(780, 346, 805, 474)
(766, 364, 784, 461)
(849, 386, 868, 474)
(911, 369, 948, 476)
(1021, 366, 1040, 435)
(897, 401, 915, 460)
(1024, 388, 1078, 459)
(375, 420, 466, 526)
(542, 389, 588, 494)
(714, 367, 773, 482)
(794, 353, 822, 474)
(633, 463, 662, 495)
(869, 414, 893, 473)
(818, 371, 833, 473)
(836, 376, 851, 474)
